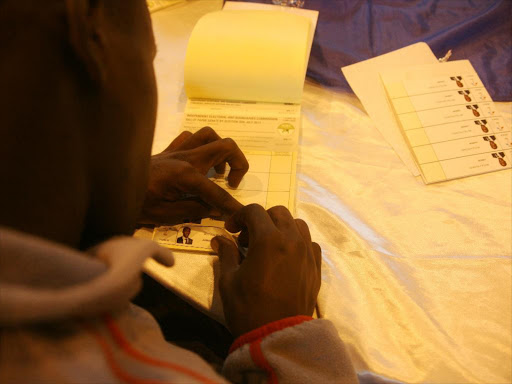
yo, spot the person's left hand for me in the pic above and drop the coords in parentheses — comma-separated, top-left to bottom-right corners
(138, 127, 249, 225)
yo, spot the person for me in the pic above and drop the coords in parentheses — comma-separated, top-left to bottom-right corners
(177, 226, 193, 244)
(0, 1, 358, 383)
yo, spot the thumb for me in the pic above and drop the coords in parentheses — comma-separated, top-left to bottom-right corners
(211, 236, 239, 276)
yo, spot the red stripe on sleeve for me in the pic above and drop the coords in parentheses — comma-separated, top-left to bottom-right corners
(229, 315, 313, 354)
(249, 339, 278, 384)
(103, 314, 219, 384)
(85, 323, 168, 384)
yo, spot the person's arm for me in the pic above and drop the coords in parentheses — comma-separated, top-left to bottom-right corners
(139, 129, 356, 381)
(223, 317, 358, 383)
(212, 205, 358, 383)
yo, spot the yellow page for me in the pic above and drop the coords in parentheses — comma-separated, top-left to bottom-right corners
(209, 150, 298, 212)
(182, 98, 299, 212)
(222, 1, 319, 72)
(147, 0, 184, 13)
(184, 10, 311, 103)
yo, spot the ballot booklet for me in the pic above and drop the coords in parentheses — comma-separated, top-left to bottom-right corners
(151, 2, 319, 252)
(147, 0, 184, 13)
(381, 60, 511, 184)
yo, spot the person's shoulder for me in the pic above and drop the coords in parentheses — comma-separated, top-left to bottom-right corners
(177, 236, 183, 243)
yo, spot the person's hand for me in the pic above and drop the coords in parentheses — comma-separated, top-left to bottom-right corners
(211, 204, 321, 338)
(138, 127, 249, 225)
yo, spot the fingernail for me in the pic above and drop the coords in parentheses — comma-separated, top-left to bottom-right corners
(211, 237, 220, 252)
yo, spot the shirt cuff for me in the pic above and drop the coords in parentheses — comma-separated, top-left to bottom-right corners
(229, 315, 314, 354)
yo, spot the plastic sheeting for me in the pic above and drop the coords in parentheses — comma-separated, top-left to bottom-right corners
(147, 1, 512, 383)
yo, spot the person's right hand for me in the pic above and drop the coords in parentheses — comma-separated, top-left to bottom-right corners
(138, 127, 249, 225)
(211, 204, 321, 338)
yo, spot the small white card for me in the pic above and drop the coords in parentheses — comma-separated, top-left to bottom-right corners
(153, 219, 235, 252)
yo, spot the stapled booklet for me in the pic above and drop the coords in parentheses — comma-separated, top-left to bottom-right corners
(150, 2, 319, 253)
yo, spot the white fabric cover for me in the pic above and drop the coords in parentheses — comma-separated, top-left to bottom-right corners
(146, 2, 512, 383)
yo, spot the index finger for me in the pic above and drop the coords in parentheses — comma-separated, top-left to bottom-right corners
(225, 204, 275, 239)
(163, 131, 193, 152)
(175, 126, 222, 151)
(179, 168, 244, 216)
(187, 138, 249, 188)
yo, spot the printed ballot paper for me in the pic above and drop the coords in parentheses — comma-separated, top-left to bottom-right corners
(342, 43, 510, 184)
(381, 60, 511, 184)
(151, 2, 318, 252)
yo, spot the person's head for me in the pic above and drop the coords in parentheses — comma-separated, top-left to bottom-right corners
(0, 0, 157, 248)
(182, 227, 191, 238)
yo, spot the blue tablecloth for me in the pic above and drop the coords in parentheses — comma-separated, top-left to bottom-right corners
(232, 0, 512, 101)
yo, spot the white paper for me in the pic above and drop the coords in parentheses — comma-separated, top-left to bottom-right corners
(342, 43, 439, 176)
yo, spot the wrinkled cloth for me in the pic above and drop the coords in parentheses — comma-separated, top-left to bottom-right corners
(233, 0, 512, 101)
(0, 227, 357, 384)
(147, 2, 512, 383)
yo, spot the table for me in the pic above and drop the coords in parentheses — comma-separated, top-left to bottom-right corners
(145, 2, 512, 382)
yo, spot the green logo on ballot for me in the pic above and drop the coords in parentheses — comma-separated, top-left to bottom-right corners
(278, 123, 295, 135)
